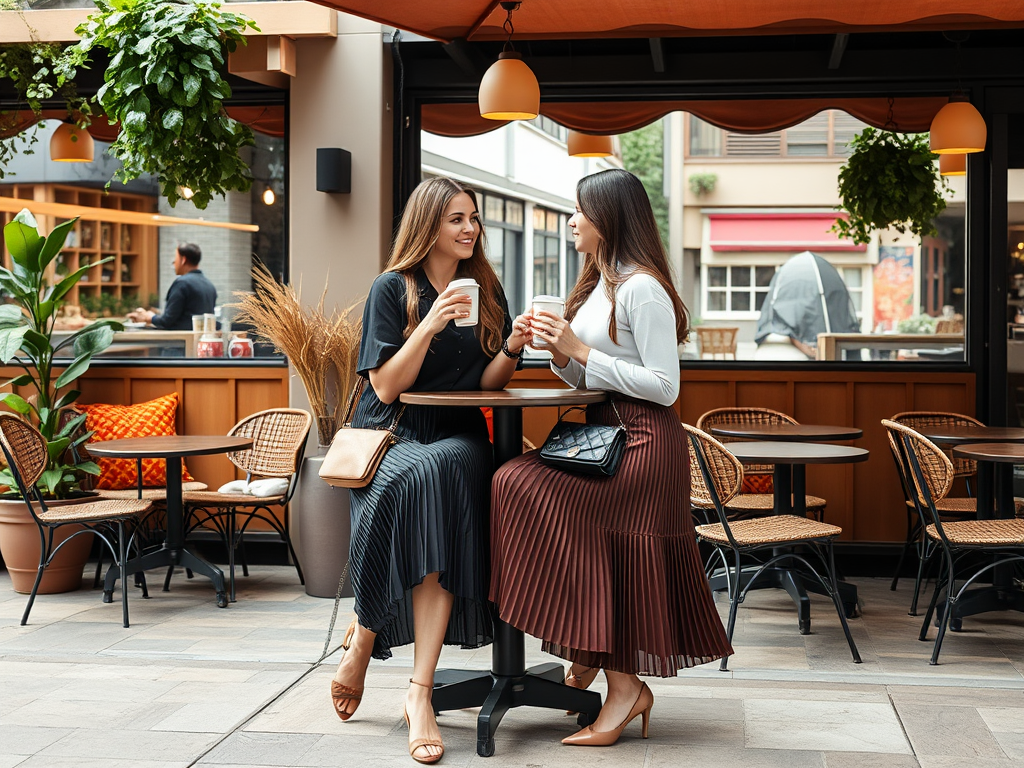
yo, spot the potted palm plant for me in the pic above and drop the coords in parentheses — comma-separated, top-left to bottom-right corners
(232, 263, 361, 597)
(0, 209, 122, 593)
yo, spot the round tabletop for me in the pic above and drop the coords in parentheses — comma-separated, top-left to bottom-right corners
(87, 435, 253, 459)
(917, 426, 1024, 445)
(399, 388, 608, 408)
(726, 441, 870, 465)
(710, 424, 863, 442)
(952, 442, 1024, 463)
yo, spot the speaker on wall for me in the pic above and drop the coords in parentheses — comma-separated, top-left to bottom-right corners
(316, 148, 351, 193)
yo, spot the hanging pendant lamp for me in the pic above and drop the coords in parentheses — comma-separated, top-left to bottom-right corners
(567, 130, 614, 158)
(50, 122, 94, 162)
(478, 2, 539, 121)
(929, 96, 987, 154)
(939, 153, 966, 176)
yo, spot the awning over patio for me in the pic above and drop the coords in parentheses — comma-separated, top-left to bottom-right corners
(313, 1, 1024, 43)
(708, 214, 867, 253)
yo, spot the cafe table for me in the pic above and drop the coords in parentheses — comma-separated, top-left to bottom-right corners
(719, 440, 869, 633)
(936, 441, 1024, 628)
(88, 435, 253, 609)
(400, 388, 605, 758)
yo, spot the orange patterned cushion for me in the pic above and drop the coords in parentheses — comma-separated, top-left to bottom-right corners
(81, 393, 195, 489)
(741, 473, 774, 494)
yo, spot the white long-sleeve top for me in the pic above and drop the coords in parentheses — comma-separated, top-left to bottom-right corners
(551, 270, 681, 407)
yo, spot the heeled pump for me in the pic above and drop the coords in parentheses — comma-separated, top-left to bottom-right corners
(561, 681, 653, 747)
(404, 678, 444, 764)
(330, 620, 364, 721)
(564, 665, 599, 715)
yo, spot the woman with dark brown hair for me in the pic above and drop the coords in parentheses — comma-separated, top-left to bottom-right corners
(330, 176, 532, 764)
(491, 169, 731, 747)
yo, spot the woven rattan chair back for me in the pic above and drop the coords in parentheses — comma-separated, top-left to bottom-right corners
(682, 423, 743, 511)
(881, 420, 954, 508)
(695, 326, 738, 360)
(226, 409, 312, 478)
(696, 407, 797, 475)
(0, 414, 48, 489)
(891, 411, 982, 479)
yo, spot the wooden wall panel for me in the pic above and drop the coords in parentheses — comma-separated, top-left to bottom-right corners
(793, 382, 847, 425)
(77, 377, 128, 406)
(735, 381, 789, 412)
(912, 383, 972, 413)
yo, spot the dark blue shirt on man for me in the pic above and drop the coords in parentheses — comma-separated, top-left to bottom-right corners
(150, 270, 217, 331)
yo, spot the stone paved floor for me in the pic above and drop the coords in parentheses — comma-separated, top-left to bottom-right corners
(1, 565, 1023, 767)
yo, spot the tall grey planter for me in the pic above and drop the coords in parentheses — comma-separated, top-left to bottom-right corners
(293, 452, 354, 598)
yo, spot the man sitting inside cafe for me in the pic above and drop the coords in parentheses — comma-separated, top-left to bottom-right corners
(129, 243, 217, 331)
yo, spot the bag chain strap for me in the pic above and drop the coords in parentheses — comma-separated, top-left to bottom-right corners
(340, 377, 407, 437)
(557, 397, 627, 433)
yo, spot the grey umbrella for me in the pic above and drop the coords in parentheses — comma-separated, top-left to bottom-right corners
(755, 251, 860, 346)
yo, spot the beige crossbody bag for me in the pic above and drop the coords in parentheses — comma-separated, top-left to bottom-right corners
(319, 378, 406, 488)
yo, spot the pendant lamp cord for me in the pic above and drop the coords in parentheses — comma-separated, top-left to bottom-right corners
(500, 1, 520, 53)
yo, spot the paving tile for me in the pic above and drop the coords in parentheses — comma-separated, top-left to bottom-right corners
(648, 744, 826, 768)
(0, 756, 27, 768)
(36, 729, 219, 762)
(16, 759, 191, 768)
(894, 704, 1007, 758)
(992, 731, 1024, 760)
(823, 753, 920, 768)
(0, 724, 73, 754)
(200, 731, 322, 766)
(978, 706, 1024, 734)
(744, 699, 912, 753)
(918, 758, 1021, 768)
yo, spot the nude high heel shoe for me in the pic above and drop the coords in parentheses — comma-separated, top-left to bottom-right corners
(404, 679, 444, 764)
(330, 620, 364, 721)
(561, 681, 653, 747)
(564, 665, 599, 715)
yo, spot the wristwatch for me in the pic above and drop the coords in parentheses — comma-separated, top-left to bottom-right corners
(501, 338, 522, 360)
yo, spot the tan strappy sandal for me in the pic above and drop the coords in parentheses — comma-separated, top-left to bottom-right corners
(330, 620, 365, 721)
(564, 665, 599, 715)
(404, 678, 444, 764)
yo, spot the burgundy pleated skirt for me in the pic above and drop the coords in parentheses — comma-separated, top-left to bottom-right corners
(490, 397, 732, 677)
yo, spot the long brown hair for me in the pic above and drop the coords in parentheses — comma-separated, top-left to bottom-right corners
(564, 169, 689, 344)
(384, 176, 504, 356)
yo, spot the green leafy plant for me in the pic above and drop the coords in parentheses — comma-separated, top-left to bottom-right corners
(0, 210, 124, 498)
(897, 314, 937, 334)
(688, 172, 717, 196)
(0, 41, 90, 179)
(833, 127, 948, 245)
(72, 0, 259, 209)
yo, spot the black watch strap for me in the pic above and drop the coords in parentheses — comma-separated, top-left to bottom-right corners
(501, 339, 522, 360)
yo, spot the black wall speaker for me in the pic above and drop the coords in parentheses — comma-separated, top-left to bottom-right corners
(316, 148, 351, 193)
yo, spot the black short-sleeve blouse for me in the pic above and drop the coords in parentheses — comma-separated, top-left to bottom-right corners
(356, 269, 513, 391)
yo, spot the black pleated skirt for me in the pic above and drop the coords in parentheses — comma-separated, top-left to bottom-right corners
(491, 398, 732, 676)
(348, 398, 495, 660)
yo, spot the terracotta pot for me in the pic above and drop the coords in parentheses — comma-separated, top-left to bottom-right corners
(0, 496, 93, 594)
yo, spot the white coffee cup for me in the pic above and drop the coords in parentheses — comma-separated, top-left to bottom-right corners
(531, 295, 565, 347)
(447, 278, 480, 327)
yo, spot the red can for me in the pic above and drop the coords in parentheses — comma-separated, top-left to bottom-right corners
(197, 334, 224, 358)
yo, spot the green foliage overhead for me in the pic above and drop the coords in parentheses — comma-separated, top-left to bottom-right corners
(0, 210, 120, 497)
(620, 120, 669, 249)
(833, 127, 948, 245)
(72, 0, 259, 209)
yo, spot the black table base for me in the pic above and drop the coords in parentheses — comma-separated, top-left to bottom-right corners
(100, 455, 228, 609)
(429, 406, 602, 757)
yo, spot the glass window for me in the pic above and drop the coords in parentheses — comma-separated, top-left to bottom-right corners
(786, 112, 829, 156)
(842, 267, 864, 314)
(689, 115, 722, 157)
(532, 205, 564, 299)
(484, 194, 504, 223)
(705, 266, 773, 314)
(479, 190, 525, 314)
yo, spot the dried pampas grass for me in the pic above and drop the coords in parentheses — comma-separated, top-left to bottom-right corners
(233, 263, 362, 445)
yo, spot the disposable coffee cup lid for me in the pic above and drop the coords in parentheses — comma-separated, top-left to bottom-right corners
(447, 278, 479, 288)
(533, 294, 564, 303)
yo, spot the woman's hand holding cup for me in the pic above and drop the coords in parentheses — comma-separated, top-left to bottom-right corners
(423, 285, 473, 335)
(530, 309, 586, 367)
(506, 311, 533, 354)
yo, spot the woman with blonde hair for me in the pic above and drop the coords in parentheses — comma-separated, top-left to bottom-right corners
(491, 169, 731, 747)
(330, 176, 531, 764)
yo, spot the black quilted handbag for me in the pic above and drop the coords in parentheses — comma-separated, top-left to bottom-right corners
(538, 400, 627, 477)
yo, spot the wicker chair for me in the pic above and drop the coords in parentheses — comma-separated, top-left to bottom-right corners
(883, 419, 1024, 664)
(0, 414, 152, 627)
(888, 411, 984, 595)
(695, 407, 828, 521)
(178, 408, 312, 601)
(684, 423, 860, 671)
(695, 326, 738, 360)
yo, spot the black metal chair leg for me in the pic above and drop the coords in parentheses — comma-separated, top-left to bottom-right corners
(228, 509, 237, 603)
(827, 542, 861, 663)
(21, 526, 52, 626)
(919, 557, 947, 641)
(891, 509, 916, 591)
(118, 521, 130, 628)
(163, 565, 175, 592)
(720, 547, 742, 672)
(929, 555, 957, 665)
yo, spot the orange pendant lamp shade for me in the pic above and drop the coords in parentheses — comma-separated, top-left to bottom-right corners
(568, 130, 614, 158)
(50, 122, 94, 162)
(478, 52, 540, 121)
(939, 153, 966, 176)
(929, 99, 986, 154)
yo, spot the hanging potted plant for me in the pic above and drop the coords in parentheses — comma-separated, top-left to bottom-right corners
(232, 263, 362, 597)
(833, 127, 949, 245)
(0, 209, 122, 593)
(70, 0, 259, 209)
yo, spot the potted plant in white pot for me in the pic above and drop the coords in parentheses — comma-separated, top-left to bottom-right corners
(232, 263, 361, 596)
(0, 209, 122, 593)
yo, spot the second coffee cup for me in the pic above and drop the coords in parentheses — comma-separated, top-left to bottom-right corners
(531, 295, 565, 347)
(447, 278, 479, 327)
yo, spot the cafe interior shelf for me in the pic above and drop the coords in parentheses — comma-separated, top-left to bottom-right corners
(0, 183, 158, 312)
